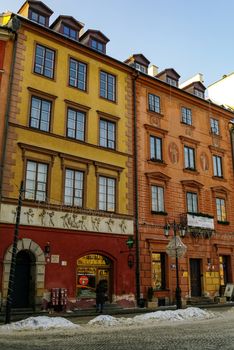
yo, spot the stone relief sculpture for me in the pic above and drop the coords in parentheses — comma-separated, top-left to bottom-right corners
(120, 219, 127, 233)
(24, 208, 34, 224)
(106, 217, 114, 232)
(91, 217, 101, 231)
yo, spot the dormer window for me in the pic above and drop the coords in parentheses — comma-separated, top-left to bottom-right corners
(135, 63, 147, 73)
(30, 10, 46, 25)
(91, 39, 104, 53)
(166, 76, 177, 87)
(18, 1, 53, 28)
(63, 24, 77, 40)
(194, 89, 204, 99)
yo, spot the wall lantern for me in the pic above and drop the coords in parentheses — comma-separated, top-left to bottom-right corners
(44, 242, 51, 256)
(126, 236, 134, 249)
(164, 222, 186, 238)
(127, 253, 134, 268)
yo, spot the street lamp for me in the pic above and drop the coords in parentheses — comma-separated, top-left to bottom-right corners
(164, 220, 187, 309)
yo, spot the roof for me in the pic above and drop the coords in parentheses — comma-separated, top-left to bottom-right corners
(18, 1, 53, 15)
(79, 29, 109, 43)
(50, 15, 84, 30)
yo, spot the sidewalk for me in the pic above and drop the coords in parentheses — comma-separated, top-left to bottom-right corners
(1, 301, 234, 324)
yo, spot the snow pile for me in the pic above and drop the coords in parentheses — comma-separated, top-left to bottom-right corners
(0, 316, 79, 332)
(88, 315, 119, 327)
(134, 307, 214, 322)
(89, 307, 215, 327)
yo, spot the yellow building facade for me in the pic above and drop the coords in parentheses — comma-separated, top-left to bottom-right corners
(0, 1, 135, 310)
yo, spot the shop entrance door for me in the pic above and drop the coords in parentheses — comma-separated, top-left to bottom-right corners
(12, 250, 35, 308)
(77, 254, 112, 301)
(190, 258, 202, 297)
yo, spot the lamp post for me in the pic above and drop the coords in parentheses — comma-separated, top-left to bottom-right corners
(164, 220, 187, 310)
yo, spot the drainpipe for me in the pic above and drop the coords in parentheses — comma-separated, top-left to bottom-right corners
(229, 121, 234, 172)
(132, 71, 140, 305)
(0, 17, 20, 200)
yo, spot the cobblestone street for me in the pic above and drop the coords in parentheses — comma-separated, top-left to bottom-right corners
(0, 308, 234, 350)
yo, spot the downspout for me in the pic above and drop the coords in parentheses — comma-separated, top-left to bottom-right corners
(229, 121, 234, 172)
(132, 71, 140, 305)
(0, 17, 20, 199)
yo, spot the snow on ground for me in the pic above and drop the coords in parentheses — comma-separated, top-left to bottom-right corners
(0, 307, 216, 332)
(0, 316, 79, 332)
(88, 307, 215, 327)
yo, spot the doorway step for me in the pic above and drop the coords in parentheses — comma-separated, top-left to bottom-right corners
(186, 297, 216, 305)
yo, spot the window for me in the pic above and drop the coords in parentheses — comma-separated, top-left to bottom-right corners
(150, 136, 162, 161)
(99, 119, 116, 149)
(148, 93, 160, 113)
(25, 161, 48, 201)
(213, 155, 223, 177)
(186, 192, 198, 213)
(99, 176, 115, 211)
(63, 25, 77, 40)
(69, 58, 87, 91)
(30, 11, 46, 25)
(194, 89, 204, 98)
(100, 71, 116, 101)
(34, 44, 55, 79)
(216, 198, 227, 222)
(91, 39, 104, 53)
(152, 253, 166, 290)
(151, 185, 164, 212)
(67, 108, 85, 141)
(135, 63, 147, 73)
(30, 96, 51, 132)
(166, 77, 177, 87)
(210, 118, 219, 135)
(64, 169, 84, 207)
(181, 107, 192, 125)
(184, 146, 195, 170)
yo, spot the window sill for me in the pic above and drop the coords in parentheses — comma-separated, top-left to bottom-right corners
(212, 176, 226, 181)
(217, 220, 229, 225)
(148, 159, 167, 167)
(99, 95, 117, 104)
(151, 211, 168, 216)
(180, 121, 194, 129)
(183, 168, 199, 175)
(147, 110, 164, 118)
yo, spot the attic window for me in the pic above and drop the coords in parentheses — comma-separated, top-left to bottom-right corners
(91, 39, 104, 53)
(166, 76, 177, 87)
(194, 89, 204, 99)
(63, 24, 77, 40)
(135, 63, 147, 73)
(30, 10, 46, 25)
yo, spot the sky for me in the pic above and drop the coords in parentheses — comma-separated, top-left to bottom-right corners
(1, 0, 234, 87)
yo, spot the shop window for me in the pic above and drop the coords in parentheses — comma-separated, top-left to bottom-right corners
(152, 253, 166, 290)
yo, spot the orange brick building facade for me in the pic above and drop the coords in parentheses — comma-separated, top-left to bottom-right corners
(130, 58, 234, 305)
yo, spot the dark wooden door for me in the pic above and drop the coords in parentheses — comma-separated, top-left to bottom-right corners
(12, 251, 34, 308)
(190, 259, 202, 297)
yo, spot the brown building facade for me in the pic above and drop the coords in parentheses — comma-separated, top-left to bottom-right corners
(131, 57, 234, 305)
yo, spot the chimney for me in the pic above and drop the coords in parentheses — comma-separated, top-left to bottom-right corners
(148, 65, 158, 77)
(179, 73, 204, 89)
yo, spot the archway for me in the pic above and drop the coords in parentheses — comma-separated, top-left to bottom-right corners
(77, 254, 112, 302)
(2, 238, 46, 309)
(12, 250, 36, 308)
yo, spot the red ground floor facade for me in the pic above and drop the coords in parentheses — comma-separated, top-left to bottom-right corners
(0, 217, 136, 310)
